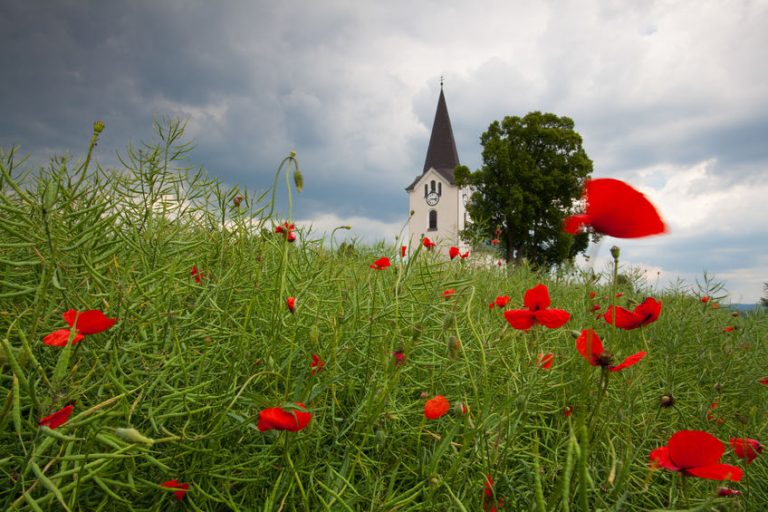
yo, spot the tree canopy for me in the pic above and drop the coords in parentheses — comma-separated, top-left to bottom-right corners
(456, 111, 593, 267)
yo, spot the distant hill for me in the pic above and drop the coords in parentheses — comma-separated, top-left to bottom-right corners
(729, 303, 763, 312)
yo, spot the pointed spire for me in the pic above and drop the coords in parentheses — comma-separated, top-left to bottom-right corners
(422, 87, 460, 175)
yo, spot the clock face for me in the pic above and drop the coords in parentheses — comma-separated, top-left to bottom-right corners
(426, 192, 439, 206)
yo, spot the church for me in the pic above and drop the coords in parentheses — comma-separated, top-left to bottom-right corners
(405, 86, 471, 255)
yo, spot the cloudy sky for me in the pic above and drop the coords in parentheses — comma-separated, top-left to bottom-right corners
(1, 1, 767, 302)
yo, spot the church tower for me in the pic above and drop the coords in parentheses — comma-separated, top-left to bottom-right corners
(405, 85, 470, 254)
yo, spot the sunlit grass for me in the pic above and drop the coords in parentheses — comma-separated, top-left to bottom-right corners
(1, 121, 766, 510)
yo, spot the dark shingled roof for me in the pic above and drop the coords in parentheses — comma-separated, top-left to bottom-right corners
(405, 88, 461, 191)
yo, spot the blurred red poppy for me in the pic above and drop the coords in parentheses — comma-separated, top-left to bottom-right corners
(275, 222, 297, 242)
(604, 297, 661, 330)
(43, 328, 85, 347)
(257, 403, 311, 432)
(758, 377, 768, 385)
(575, 329, 646, 372)
(286, 297, 296, 313)
(401, 245, 407, 258)
(650, 430, 742, 481)
(39, 404, 74, 429)
(537, 353, 554, 370)
(370, 257, 391, 270)
(563, 405, 573, 417)
(392, 350, 406, 366)
(442, 289, 455, 298)
(723, 326, 735, 333)
(589, 291, 597, 299)
(491, 238, 499, 246)
(563, 178, 666, 238)
(730, 438, 762, 464)
(701, 296, 710, 303)
(483, 474, 503, 512)
(62, 309, 116, 335)
(191, 265, 204, 284)
(449, 246, 460, 259)
(718, 487, 741, 497)
(424, 395, 450, 419)
(310, 353, 325, 376)
(160, 479, 190, 502)
(422, 237, 436, 249)
(494, 295, 511, 308)
(707, 402, 724, 425)
(503, 284, 570, 331)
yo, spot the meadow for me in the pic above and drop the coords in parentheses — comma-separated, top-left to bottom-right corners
(1, 121, 767, 511)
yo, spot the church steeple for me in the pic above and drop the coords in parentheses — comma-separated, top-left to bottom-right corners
(422, 86, 460, 175)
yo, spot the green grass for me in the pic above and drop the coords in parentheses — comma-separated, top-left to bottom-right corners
(1, 121, 767, 511)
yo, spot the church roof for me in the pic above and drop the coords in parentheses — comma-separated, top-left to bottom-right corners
(405, 87, 461, 191)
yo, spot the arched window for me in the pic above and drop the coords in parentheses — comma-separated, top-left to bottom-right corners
(438, 182, 442, 196)
(424, 184, 428, 197)
(429, 210, 438, 231)
(430, 180, 436, 193)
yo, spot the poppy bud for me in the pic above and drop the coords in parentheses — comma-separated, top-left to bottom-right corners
(419, 391, 429, 399)
(731, 312, 739, 317)
(375, 428, 386, 446)
(515, 395, 527, 412)
(447, 336, 460, 358)
(610, 245, 621, 260)
(454, 402, 468, 416)
(233, 194, 243, 207)
(714, 382, 723, 391)
(93, 120, 105, 135)
(115, 427, 155, 445)
(660, 394, 675, 408)
(596, 351, 614, 368)
(293, 168, 304, 192)
(569, 330, 582, 339)
(289, 150, 296, 158)
(409, 210, 415, 216)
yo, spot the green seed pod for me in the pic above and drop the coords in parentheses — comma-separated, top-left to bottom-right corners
(115, 427, 155, 446)
(309, 325, 319, 343)
(610, 245, 621, 260)
(293, 168, 304, 192)
(515, 394, 527, 412)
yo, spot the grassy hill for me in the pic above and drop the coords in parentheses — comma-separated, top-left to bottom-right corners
(1, 123, 767, 510)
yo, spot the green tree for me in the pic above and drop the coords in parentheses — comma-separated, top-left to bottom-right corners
(456, 111, 593, 267)
(761, 282, 768, 308)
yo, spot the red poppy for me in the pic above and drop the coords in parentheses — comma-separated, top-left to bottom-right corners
(62, 309, 116, 335)
(442, 289, 455, 298)
(401, 245, 407, 258)
(257, 403, 312, 432)
(370, 257, 391, 270)
(650, 430, 742, 481)
(488, 302, 495, 310)
(483, 474, 504, 512)
(495, 295, 511, 308)
(537, 353, 554, 370)
(604, 297, 661, 330)
(424, 395, 450, 419)
(707, 402, 724, 425)
(491, 238, 499, 246)
(758, 377, 768, 385)
(310, 353, 325, 376)
(43, 328, 85, 347)
(575, 329, 646, 372)
(718, 487, 741, 497)
(563, 178, 666, 238)
(591, 304, 601, 313)
(39, 404, 74, 429)
(422, 237, 436, 249)
(392, 350, 406, 366)
(563, 405, 573, 417)
(503, 284, 570, 331)
(723, 326, 735, 333)
(286, 297, 296, 313)
(160, 479, 190, 502)
(701, 296, 710, 303)
(730, 438, 762, 464)
(275, 222, 297, 242)
(449, 246, 460, 259)
(191, 265, 204, 284)
(588, 291, 597, 299)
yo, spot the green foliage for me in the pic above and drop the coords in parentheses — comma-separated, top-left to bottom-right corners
(1, 124, 767, 510)
(762, 282, 768, 308)
(457, 111, 592, 268)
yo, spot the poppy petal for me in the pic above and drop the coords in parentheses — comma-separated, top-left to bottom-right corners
(668, 430, 725, 469)
(257, 403, 311, 432)
(650, 446, 680, 471)
(39, 404, 74, 429)
(160, 480, 190, 502)
(534, 308, 570, 328)
(604, 306, 641, 330)
(524, 284, 551, 311)
(563, 214, 590, 234)
(503, 309, 535, 331)
(582, 178, 666, 238)
(575, 329, 603, 365)
(609, 351, 647, 372)
(63, 309, 115, 335)
(43, 328, 85, 347)
(686, 463, 743, 482)
(634, 297, 662, 326)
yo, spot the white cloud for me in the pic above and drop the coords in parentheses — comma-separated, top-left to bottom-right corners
(296, 212, 405, 246)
